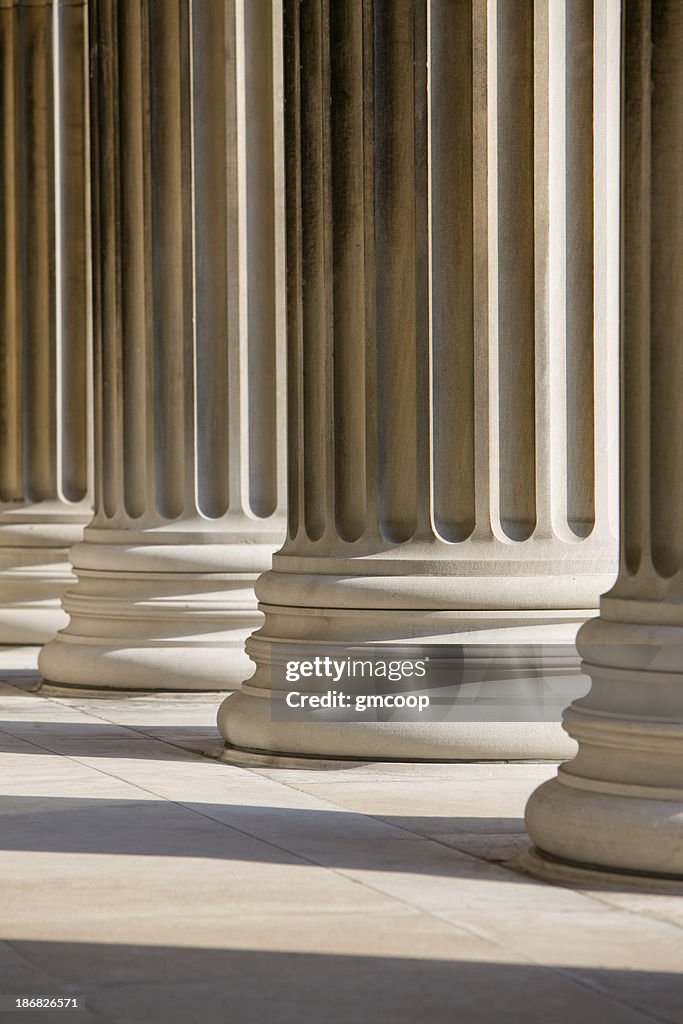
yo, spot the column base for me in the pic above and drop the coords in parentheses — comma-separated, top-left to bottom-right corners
(0, 511, 87, 644)
(0, 551, 72, 643)
(39, 639, 255, 693)
(217, 711, 578, 761)
(217, 739, 564, 768)
(218, 587, 596, 760)
(525, 613, 683, 878)
(217, 742, 378, 769)
(516, 844, 683, 893)
(38, 537, 278, 692)
(525, 776, 683, 879)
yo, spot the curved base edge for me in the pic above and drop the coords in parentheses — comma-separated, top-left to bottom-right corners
(217, 691, 578, 761)
(515, 846, 683, 893)
(259, 566, 615, 610)
(215, 742, 379, 769)
(215, 739, 563, 768)
(525, 777, 683, 878)
(38, 636, 255, 692)
(0, 549, 75, 643)
(0, 607, 69, 645)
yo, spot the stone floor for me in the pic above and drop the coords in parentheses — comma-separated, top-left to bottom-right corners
(0, 648, 681, 1024)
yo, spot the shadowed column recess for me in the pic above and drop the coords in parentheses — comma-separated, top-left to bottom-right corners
(0, 0, 92, 644)
(218, 0, 620, 759)
(526, 0, 683, 879)
(39, 0, 286, 690)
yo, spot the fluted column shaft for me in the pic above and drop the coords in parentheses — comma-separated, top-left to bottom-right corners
(0, 0, 92, 643)
(39, 0, 286, 691)
(526, 0, 683, 879)
(218, 0, 620, 760)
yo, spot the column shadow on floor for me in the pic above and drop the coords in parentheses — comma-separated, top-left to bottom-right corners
(0, 793, 525, 878)
(0, 675, 42, 686)
(0, 721, 223, 761)
(0, 940, 678, 1024)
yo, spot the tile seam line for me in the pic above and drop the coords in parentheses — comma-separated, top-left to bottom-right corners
(575, 887, 683, 937)
(50, 703, 683, 955)
(426, 906, 680, 1024)
(7, 686, 683, 986)
(0, 940, 114, 1024)
(0, 752, 679, 1014)
(148, 765, 662, 985)
(251, 774, 551, 880)
(266, 774, 683, 950)
(0, 718, 214, 769)
(263, 793, 683, 1015)
(1, 680, 223, 765)
(265, 780, 683, 939)
(0, 716, 553, 959)
(0, 714, 531, 899)
(8, 681, 683, 947)
(0, 727, 462, 910)
(536, 963, 682, 1024)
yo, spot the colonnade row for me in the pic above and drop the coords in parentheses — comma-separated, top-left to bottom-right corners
(0, 0, 681, 880)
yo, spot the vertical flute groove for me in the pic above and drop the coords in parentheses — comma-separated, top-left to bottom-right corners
(621, 0, 651, 575)
(18, 1, 57, 503)
(283, 0, 615, 560)
(56, 0, 89, 504)
(375, 0, 418, 543)
(592, 0, 621, 545)
(192, 0, 230, 520)
(225, 0, 243, 516)
(360, 0, 379, 537)
(244, 0, 279, 520)
(95, 0, 123, 521)
(0, 0, 91, 515)
(413, 0, 430, 537)
(149, 0, 191, 520)
(496, 0, 536, 541)
(118, 0, 150, 520)
(300, 0, 332, 542)
(473, 0, 493, 538)
(431, 0, 476, 542)
(331, 0, 367, 542)
(284, 0, 303, 540)
(649, 0, 683, 578)
(532, 0, 553, 538)
(565, 0, 595, 537)
(91, 0, 285, 530)
(0, 1, 20, 502)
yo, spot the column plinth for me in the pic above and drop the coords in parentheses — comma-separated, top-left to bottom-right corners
(526, 0, 683, 878)
(218, 0, 620, 759)
(39, 0, 286, 691)
(0, 506, 90, 644)
(0, 0, 92, 643)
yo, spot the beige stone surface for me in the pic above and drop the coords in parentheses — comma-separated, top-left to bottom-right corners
(38, 0, 286, 692)
(526, 0, 683, 878)
(1, 649, 681, 1023)
(219, 0, 621, 760)
(0, 0, 92, 643)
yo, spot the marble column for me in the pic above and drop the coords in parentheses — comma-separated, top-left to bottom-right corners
(526, 0, 683, 878)
(218, 0, 620, 760)
(39, 0, 286, 691)
(0, 0, 92, 644)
